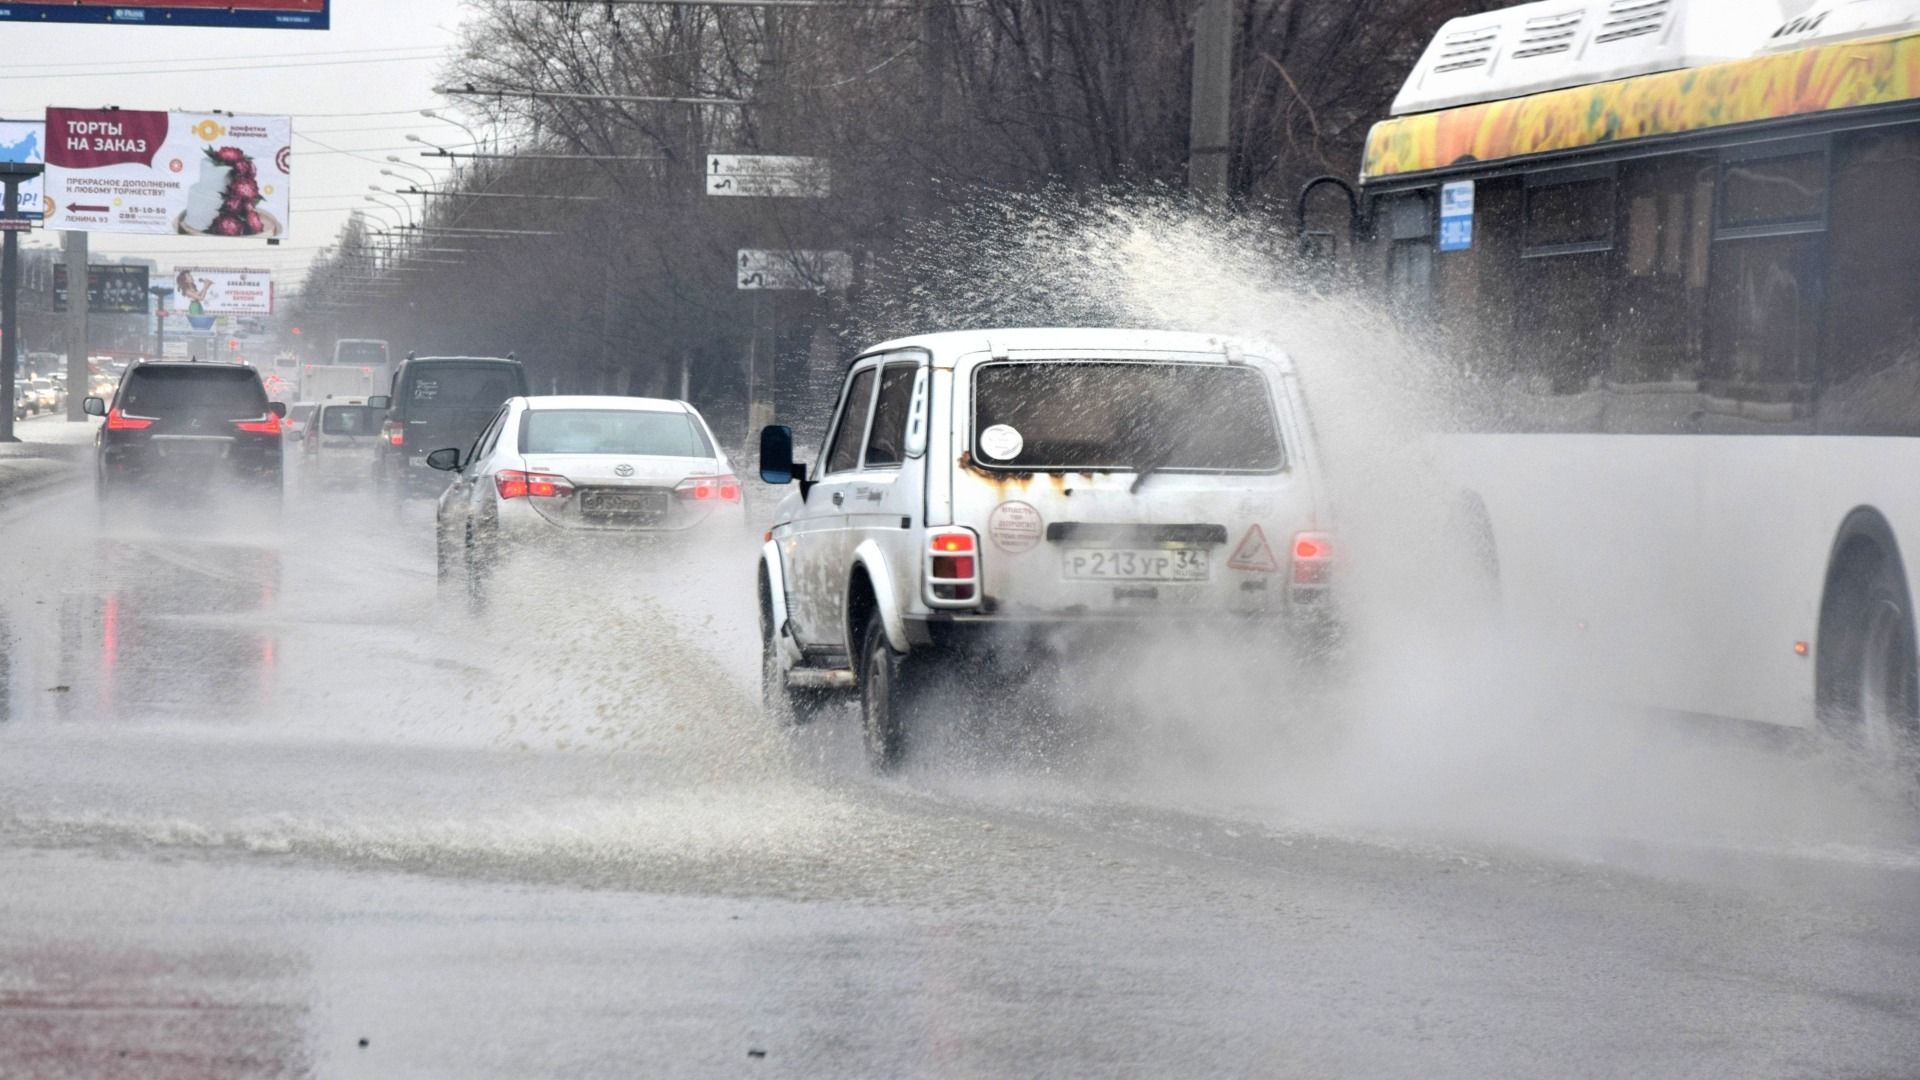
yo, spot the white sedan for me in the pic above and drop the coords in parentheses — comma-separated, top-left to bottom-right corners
(430, 395, 745, 602)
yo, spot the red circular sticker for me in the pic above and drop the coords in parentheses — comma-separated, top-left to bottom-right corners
(988, 501, 1043, 553)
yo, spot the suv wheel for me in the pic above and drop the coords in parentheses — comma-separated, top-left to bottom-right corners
(860, 616, 916, 772)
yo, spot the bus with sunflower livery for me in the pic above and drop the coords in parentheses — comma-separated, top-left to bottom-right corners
(1351, 0, 1920, 777)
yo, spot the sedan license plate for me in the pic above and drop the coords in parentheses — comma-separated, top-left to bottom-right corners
(1062, 547, 1209, 582)
(582, 489, 669, 517)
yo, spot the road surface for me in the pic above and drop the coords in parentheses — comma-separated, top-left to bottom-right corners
(0, 416, 1916, 1078)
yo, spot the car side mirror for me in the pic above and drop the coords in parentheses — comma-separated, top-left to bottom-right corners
(368, 395, 391, 410)
(759, 424, 795, 485)
(268, 401, 288, 419)
(425, 447, 462, 472)
(82, 396, 105, 417)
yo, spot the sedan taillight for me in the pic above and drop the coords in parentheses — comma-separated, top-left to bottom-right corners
(674, 474, 741, 503)
(496, 469, 574, 500)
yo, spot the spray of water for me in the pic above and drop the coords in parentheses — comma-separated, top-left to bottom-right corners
(854, 190, 1919, 877)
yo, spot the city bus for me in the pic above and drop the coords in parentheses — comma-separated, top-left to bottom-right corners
(1347, 0, 1920, 777)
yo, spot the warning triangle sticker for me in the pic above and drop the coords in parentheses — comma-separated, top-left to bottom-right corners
(1227, 524, 1280, 572)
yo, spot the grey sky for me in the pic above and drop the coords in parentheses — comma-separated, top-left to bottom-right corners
(2, 0, 473, 285)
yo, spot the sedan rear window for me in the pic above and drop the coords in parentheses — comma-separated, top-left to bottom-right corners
(972, 361, 1283, 472)
(120, 366, 268, 416)
(522, 409, 713, 457)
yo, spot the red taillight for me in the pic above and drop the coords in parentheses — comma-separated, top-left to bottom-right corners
(927, 530, 981, 604)
(675, 474, 742, 503)
(234, 415, 282, 435)
(105, 408, 153, 430)
(932, 555, 976, 579)
(1291, 531, 1332, 588)
(384, 421, 405, 447)
(496, 469, 574, 500)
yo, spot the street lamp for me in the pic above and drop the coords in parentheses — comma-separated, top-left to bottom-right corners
(358, 198, 403, 229)
(366, 187, 415, 228)
(383, 156, 436, 184)
(420, 108, 482, 149)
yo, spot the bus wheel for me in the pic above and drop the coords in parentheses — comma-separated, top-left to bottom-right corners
(1820, 541, 1920, 780)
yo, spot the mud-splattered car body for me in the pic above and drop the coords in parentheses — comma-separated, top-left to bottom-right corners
(756, 328, 1335, 766)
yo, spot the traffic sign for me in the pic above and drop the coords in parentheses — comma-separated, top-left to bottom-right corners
(707, 154, 830, 198)
(737, 249, 853, 292)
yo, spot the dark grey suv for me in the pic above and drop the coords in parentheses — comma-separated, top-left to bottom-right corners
(84, 362, 286, 500)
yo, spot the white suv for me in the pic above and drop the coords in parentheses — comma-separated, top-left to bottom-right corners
(757, 328, 1336, 769)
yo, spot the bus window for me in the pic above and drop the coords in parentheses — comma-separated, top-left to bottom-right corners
(1384, 192, 1433, 314)
(1820, 126, 1920, 435)
(1520, 171, 1616, 392)
(1707, 149, 1828, 407)
(1721, 152, 1827, 232)
(1524, 171, 1615, 255)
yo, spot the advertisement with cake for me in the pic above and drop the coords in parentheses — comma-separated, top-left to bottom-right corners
(42, 108, 291, 237)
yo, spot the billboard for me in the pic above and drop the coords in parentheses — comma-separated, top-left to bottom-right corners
(44, 109, 291, 238)
(0, 120, 44, 221)
(0, 2, 327, 30)
(170, 268, 274, 323)
(52, 264, 151, 314)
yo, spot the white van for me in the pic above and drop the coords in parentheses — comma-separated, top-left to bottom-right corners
(300, 397, 384, 487)
(757, 328, 1335, 769)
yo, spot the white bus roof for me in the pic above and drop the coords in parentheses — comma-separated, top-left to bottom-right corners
(1392, 0, 1807, 117)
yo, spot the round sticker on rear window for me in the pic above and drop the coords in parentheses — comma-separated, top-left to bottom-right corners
(977, 423, 1024, 461)
(989, 500, 1043, 553)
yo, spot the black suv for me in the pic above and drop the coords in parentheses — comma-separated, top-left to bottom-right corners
(84, 362, 286, 498)
(375, 354, 530, 495)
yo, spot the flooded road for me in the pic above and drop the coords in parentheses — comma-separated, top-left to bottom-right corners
(0, 455, 1916, 1078)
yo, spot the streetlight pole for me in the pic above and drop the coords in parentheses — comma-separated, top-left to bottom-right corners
(149, 286, 174, 360)
(1188, 0, 1235, 199)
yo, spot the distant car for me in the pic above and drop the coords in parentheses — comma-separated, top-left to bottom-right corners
(286, 401, 318, 439)
(375, 355, 530, 497)
(12, 385, 28, 420)
(431, 395, 744, 604)
(84, 361, 286, 501)
(300, 398, 383, 487)
(28, 377, 60, 414)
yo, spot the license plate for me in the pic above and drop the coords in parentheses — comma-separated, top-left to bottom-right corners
(155, 440, 227, 460)
(582, 490, 669, 516)
(1062, 548, 1209, 582)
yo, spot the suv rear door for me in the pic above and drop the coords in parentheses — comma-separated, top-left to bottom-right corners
(948, 351, 1313, 617)
(398, 360, 528, 464)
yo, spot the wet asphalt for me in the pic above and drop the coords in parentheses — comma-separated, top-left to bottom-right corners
(0, 417, 1916, 1079)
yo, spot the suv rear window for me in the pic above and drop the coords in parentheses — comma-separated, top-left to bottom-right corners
(522, 409, 712, 457)
(401, 363, 525, 411)
(972, 361, 1284, 472)
(121, 366, 268, 416)
(320, 405, 381, 436)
